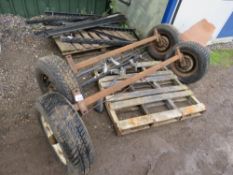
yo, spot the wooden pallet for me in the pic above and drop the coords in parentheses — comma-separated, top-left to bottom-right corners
(98, 62, 206, 135)
(54, 29, 137, 55)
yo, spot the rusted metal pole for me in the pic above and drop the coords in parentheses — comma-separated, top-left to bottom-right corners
(65, 55, 77, 73)
(81, 54, 181, 107)
(75, 35, 157, 70)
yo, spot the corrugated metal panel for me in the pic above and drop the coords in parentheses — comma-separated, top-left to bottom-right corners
(0, 0, 109, 18)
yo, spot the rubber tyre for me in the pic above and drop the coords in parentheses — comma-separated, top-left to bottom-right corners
(36, 55, 79, 103)
(147, 24, 180, 60)
(94, 99, 104, 113)
(36, 92, 94, 175)
(169, 41, 209, 84)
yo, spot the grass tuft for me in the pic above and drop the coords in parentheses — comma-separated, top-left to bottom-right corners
(210, 49, 233, 67)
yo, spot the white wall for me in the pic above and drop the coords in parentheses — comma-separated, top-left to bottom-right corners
(173, 0, 233, 41)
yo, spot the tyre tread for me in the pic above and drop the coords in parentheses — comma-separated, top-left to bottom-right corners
(36, 92, 94, 175)
(36, 55, 79, 103)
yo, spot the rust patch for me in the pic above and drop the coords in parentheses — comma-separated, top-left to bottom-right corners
(182, 106, 196, 116)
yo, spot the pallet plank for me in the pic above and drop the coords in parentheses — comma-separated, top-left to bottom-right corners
(88, 31, 102, 40)
(100, 74, 177, 88)
(72, 43, 85, 51)
(111, 90, 193, 110)
(98, 61, 206, 135)
(114, 31, 134, 41)
(106, 85, 188, 102)
(99, 70, 173, 82)
(54, 38, 76, 53)
(135, 61, 161, 68)
(81, 31, 99, 47)
(117, 103, 205, 131)
(53, 28, 137, 55)
(97, 30, 111, 40)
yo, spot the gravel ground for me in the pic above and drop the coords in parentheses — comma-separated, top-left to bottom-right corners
(0, 15, 233, 175)
(208, 41, 233, 50)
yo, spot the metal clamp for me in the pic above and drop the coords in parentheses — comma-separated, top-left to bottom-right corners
(72, 89, 88, 115)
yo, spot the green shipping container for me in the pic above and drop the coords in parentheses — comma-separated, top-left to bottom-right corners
(0, 0, 109, 18)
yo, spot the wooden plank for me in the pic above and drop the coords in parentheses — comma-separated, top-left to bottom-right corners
(99, 70, 173, 82)
(116, 31, 136, 41)
(54, 38, 76, 53)
(72, 43, 86, 51)
(189, 95, 202, 104)
(117, 103, 205, 131)
(135, 61, 161, 68)
(98, 61, 205, 135)
(129, 85, 149, 115)
(88, 31, 102, 40)
(106, 85, 188, 102)
(120, 113, 202, 135)
(75, 32, 92, 49)
(98, 30, 136, 41)
(151, 80, 178, 110)
(100, 74, 176, 88)
(82, 31, 98, 47)
(181, 103, 206, 116)
(111, 90, 193, 110)
(151, 113, 201, 128)
(165, 99, 177, 109)
(100, 30, 117, 39)
(118, 110, 181, 130)
(96, 30, 111, 40)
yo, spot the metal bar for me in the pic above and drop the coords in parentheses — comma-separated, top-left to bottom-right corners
(60, 36, 133, 46)
(26, 16, 89, 24)
(81, 54, 181, 107)
(97, 26, 136, 32)
(65, 55, 77, 73)
(75, 35, 157, 70)
(80, 54, 141, 87)
(76, 51, 137, 78)
(44, 11, 101, 17)
(38, 14, 126, 37)
(92, 30, 129, 41)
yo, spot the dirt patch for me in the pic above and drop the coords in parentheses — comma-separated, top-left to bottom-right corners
(1, 15, 233, 175)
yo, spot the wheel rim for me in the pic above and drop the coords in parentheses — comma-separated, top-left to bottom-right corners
(153, 35, 170, 53)
(41, 115, 67, 165)
(171, 52, 198, 77)
(41, 74, 55, 91)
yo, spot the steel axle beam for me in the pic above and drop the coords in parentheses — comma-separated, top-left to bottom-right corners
(77, 53, 181, 113)
(65, 33, 182, 114)
(75, 35, 158, 70)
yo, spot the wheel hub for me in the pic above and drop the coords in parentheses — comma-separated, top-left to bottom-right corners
(154, 35, 170, 52)
(42, 74, 55, 90)
(175, 55, 194, 73)
(41, 115, 67, 165)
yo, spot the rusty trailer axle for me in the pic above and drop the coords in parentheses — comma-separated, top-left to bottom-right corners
(65, 34, 183, 114)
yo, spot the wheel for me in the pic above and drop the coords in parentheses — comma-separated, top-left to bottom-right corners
(169, 41, 209, 84)
(147, 24, 180, 60)
(36, 92, 94, 174)
(94, 99, 104, 113)
(36, 55, 79, 103)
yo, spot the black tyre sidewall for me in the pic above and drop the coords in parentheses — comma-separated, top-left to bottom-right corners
(36, 55, 79, 103)
(36, 92, 94, 175)
(169, 41, 209, 84)
(147, 24, 180, 60)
